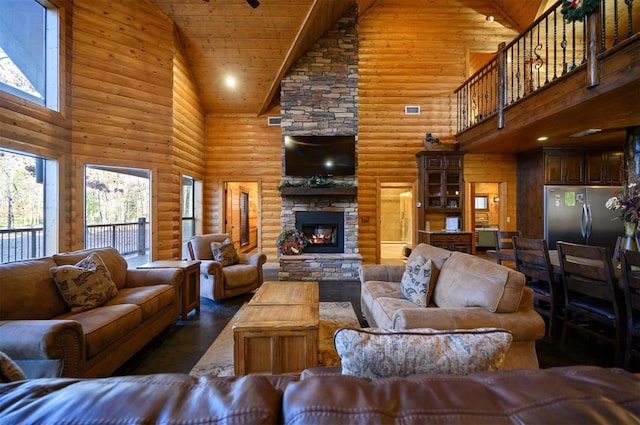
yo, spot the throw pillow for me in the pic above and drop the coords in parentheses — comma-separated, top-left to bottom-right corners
(400, 256, 434, 307)
(0, 351, 26, 383)
(50, 252, 118, 313)
(210, 238, 239, 266)
(334, 327, 513, 379)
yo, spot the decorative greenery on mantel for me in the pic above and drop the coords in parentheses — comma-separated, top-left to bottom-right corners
(278, 175, 356, 194)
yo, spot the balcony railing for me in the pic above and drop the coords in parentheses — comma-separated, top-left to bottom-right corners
(0, 227, 44, 263)
(455, 0, 638, 133)
(0, 219, 149, 264)
(85, 218, 149, 256)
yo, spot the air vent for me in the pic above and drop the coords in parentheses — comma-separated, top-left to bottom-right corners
(267, 116, 282, 126)
(405, 105, 421, 115)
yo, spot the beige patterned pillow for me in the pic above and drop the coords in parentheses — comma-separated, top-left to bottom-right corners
(334, 327, 512, 379)
(210, 238, 239, 266)
(50, 252, 118, 313)
(400, 256, 434, 307)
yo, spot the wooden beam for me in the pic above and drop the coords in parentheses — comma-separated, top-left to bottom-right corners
(258, 1, 322, 116)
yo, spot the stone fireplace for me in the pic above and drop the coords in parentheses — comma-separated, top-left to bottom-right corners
(277, 5, 361, 281)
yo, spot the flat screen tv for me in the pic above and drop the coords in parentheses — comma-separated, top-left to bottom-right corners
(284, 135, 356, 177)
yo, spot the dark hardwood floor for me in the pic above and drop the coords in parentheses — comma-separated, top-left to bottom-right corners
(114, 268, 630, 376)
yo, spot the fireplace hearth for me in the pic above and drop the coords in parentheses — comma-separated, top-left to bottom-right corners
(296, 211, 344, 253)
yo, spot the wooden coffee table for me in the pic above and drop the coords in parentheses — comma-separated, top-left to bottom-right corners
(233, 281, 319, 375)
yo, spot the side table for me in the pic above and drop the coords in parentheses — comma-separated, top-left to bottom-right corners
(137, 260, 200, 320)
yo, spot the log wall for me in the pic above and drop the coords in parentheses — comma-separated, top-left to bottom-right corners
(356, 0, 516, 263)
(0, 0, 206, 260)
(205, 112, 283, 260)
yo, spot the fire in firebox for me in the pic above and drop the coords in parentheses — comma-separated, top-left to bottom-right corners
(309, 226, 335, 245)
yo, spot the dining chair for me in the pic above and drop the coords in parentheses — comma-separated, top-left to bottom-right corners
(512, 236, 561, 342)
(620, 249, 640, 371)
(491, 230, 521, 265)
(557, 241, 624, 366)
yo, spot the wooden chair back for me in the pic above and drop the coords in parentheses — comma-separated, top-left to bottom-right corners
(620, 249, 640, 369)
(494, 231, 521, 252)
(513, 236, 559, 340)
(557, 241, 623, 364)
(512, 236, 554, 284)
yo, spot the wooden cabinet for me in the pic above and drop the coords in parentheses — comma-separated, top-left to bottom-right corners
(416, 152, 467, 252)
(544, 150, 584, 184)
(585, 151, 624, 184)
(518, 148, 624, 240)
(544, 149, 623, 185)
(418, 230, 472, 253)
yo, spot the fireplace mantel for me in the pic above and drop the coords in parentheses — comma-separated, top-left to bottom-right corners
(280, 186, 357, 197)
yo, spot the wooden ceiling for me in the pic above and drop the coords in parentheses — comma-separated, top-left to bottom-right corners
(150, 0, 548, 116)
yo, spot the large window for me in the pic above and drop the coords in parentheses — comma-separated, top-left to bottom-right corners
(0, 148, 58, 263)
(85, 165, 150, 266)
(181, 175, 202, 260)
(0, 0, 59, 109)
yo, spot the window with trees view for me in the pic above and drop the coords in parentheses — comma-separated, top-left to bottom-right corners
(85, 165, 150, 265)
(0, 149, 59, 263)
(0, 0, 59, 109)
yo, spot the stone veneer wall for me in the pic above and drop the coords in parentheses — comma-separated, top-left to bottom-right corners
(279, 5, 361, 280)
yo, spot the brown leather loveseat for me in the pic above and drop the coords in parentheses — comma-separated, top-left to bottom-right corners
(0, 366, 638, 424)
(0, 247, 181, 377)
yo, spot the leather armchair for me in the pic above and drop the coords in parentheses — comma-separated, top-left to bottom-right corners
(187, 233, 267, 300)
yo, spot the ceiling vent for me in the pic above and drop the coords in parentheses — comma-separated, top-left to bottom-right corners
(405, 105, 421, 115)
(267, 116, 282, 126)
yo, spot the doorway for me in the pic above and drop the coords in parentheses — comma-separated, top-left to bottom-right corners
(380, 183, 413, 264)
(471, 182, 501, 251)
(224, 181, 259, 253)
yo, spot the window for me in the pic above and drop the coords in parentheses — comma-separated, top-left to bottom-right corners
(182, 175, 194, 241)
(85, 165, 150, 266)
(475, 195, 489, 210)
(240, 191, 249, 246)
(0, 148, 58, 263)
(0, 0, 59, 109)
(181, 175, 202, 259)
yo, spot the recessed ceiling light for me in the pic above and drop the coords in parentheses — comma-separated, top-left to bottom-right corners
(537, 136, 548, 141)
(570, 128, 602, 137)
(225, 76, 236, 88)
(486, 15, 495, 22)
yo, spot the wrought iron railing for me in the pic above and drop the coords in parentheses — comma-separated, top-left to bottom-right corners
(0, 219, 149, 264)
(455, 0, 638, 133)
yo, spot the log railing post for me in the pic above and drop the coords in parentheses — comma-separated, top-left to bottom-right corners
(587, 8, 602, 87)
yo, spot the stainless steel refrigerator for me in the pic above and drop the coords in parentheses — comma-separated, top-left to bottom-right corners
(544, 185, 622, 252)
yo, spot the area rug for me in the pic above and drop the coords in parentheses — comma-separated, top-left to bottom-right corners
(189, 301, 360, 377)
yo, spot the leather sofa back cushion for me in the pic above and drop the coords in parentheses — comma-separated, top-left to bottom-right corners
(53, 247, 128, 289)
(433, 251, 525, 313)
(190, 233, 231, 260)
(0, 258, 67, 320)
(407, 244, 452, 270)
(0, 374, 292, 424)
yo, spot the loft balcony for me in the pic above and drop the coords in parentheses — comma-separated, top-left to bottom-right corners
(455, 0, 639, 154)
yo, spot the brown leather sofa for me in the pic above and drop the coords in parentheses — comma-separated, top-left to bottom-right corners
(187, 233, 267, 300)
(360, 243, 547, 370)
(0, 366, 638, 424)
(0, 247, 181, 378)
